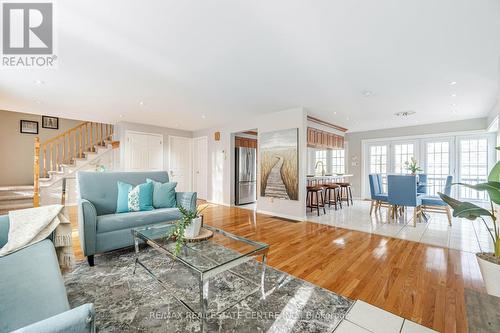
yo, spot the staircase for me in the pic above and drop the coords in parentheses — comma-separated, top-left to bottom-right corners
(0, 186, 34, 215)
(33, 121, 119, 207)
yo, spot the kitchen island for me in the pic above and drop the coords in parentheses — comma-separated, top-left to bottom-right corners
(306, 174, 353, 185)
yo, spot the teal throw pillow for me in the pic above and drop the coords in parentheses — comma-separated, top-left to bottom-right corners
(116, 181, 154, 213)
(146, 178, 177, 208)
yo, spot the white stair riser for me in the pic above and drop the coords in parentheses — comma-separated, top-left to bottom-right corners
(0, 198, 33, 206)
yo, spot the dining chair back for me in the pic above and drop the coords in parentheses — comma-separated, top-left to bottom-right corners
(369, 174, 380, 199)
(417, 174, 427, 195)
(368, 174, 388, 215)
(420, 175, 453, 226)
(387, 175, 421, 207)
(388, 175, 423, 226)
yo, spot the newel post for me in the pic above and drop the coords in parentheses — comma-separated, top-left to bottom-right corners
(33, 137, 40, 207)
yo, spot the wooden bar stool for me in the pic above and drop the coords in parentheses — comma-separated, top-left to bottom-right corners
(306, 185, 326, 216)
(324, 183, 342, 210)
(336, 182, 353, 206)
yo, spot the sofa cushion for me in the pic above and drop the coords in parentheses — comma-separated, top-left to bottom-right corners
(147, 178, 177, 209)
(0, 214, 9, 248)
(97, 208, 182, 233)
(0, 240, 70, 332)
(116, 181, 154, 213)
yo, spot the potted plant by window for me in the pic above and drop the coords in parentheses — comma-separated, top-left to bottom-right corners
(404, 157, 423, 175)
(439, 148, 500, 296)
(169, 204, 208, 255)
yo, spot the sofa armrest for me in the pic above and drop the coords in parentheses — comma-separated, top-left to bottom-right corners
(13, 303, 95, 333)
(0, 215, 55, 249)
(176, 192, 197, 212)
(78, 199, 98, 257)
(0, 214, 9, 248)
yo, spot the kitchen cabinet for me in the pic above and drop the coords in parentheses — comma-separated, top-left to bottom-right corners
(306, 127, 344, 149)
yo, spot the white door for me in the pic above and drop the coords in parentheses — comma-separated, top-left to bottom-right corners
(169, 136, 192, 192)
(193, 136, 208, 200)
(125, 131, 163, 171)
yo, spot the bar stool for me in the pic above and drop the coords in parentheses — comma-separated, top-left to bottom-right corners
(306, 185, 326, 216)
(324, 183, 342, 210)
(335, 182, 353, 206)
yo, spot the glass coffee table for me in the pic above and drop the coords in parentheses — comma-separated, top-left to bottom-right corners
(131, 222, 269, 331)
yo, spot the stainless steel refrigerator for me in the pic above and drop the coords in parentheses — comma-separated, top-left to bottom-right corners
(235, 147, 257, 205)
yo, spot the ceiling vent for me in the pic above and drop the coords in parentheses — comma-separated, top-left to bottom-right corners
(394, 111, 416, 117)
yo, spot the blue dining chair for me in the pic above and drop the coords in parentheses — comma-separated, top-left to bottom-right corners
(368, 174, 388, 215)
(417, 174, 427, 195)
(387, 175, 422, 226)
(421, 175, 453, 226)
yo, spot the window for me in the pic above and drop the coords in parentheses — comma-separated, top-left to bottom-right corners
(314, 150, 327, 175)
(459, 138, 488, 200)
(425, 141, 450, 196)
(369, 145, 388, 191)
(331, 149, 345, 174)
(393, 143, 414, 174)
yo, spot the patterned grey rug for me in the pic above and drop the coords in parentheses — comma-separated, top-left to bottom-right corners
(64, 245, 353, 332)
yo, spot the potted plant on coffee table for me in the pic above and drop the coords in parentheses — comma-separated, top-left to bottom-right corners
(169, 204, 208, 256)
(439, 148, 500, 296)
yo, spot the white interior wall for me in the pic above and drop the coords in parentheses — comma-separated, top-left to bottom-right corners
(114, 121, 192, 174)
(194, 108, 308, 221)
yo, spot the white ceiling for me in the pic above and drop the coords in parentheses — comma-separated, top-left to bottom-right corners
(1, 0, 500, 132)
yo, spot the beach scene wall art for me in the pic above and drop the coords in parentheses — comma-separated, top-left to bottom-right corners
(260, 128, 299, 201)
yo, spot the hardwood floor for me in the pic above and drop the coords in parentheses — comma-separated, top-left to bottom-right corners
(69, 204, 485, 332)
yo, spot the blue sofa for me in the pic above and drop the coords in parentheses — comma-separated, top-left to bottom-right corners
(0, 215, 95, 333)
(76, 171, 197, 266)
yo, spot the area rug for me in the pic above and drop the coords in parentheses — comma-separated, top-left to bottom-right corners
(64, 245, 353, 332)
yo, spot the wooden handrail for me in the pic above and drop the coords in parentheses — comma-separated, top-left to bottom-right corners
(42, 121, 90, 146)
(33, 137, 40, 207)
(34, 120, 114, 206)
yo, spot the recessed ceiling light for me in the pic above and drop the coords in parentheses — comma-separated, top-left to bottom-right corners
(139, 101, 144, 107)
(201, 115, 206, 119)
(450, 81, 457, 85)
(333, 111, 337, 115)
(119, 114, 123, 118)
(34, 80, 45, 85)
(362, 90, 373, 97)
(451, 94, 457, 98)
(394, 110, 416, 117)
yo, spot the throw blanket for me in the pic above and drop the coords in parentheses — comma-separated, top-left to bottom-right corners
(0, 204, 74, 269)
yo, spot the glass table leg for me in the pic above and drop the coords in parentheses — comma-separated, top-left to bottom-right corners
(133, 234, 139, 275)
(261, 253, 267, 299)
(199, 274, 209, 332)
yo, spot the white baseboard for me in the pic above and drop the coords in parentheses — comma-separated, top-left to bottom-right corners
(256, 209, 304, 222)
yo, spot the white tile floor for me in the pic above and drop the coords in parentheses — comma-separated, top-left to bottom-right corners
(334, 300, 438, 333)
(307, 200, 495, 253)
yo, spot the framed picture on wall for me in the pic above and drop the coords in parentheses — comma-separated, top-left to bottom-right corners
(20, 120, 39, 134)
(42, 116, 59, 129)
